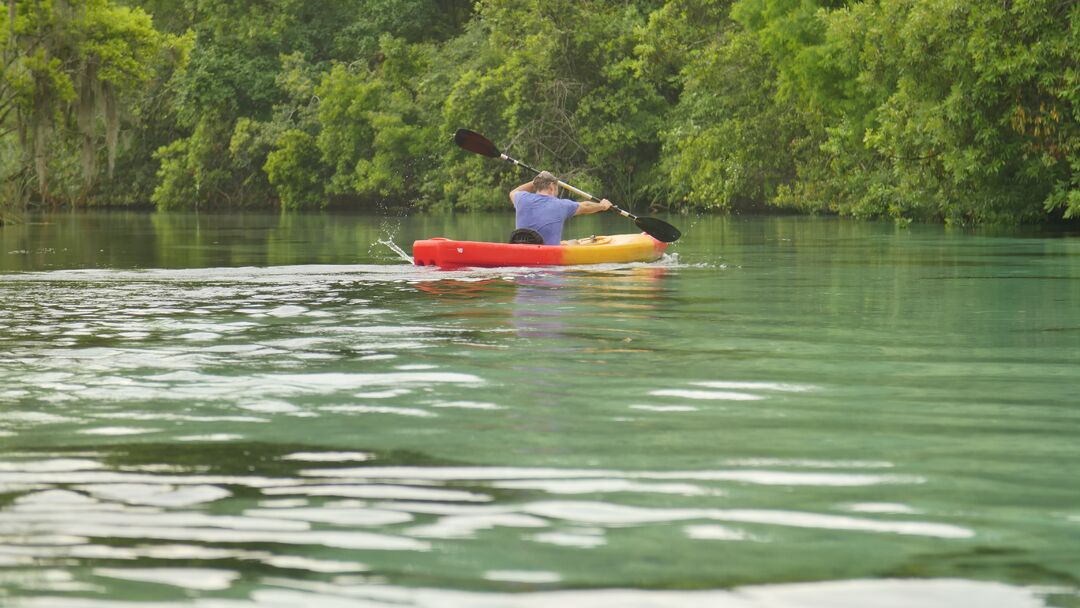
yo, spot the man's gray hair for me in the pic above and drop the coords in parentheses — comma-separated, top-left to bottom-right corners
(532, 171, 558, 191)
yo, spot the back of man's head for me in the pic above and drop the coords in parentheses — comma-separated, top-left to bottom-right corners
(532, 171, 558, 192)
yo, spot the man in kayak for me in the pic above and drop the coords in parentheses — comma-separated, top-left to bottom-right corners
(509, 171, 612, 245)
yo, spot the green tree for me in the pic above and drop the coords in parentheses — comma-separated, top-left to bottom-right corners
(1, 0, 168, 205)
(734, 0, 1080, 223)
(261, 1, 472, 211)
(5, 0, 1078, 223)
(149, 0, 472, 210)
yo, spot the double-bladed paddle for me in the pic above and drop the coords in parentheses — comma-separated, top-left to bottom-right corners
(453, 128, 682, 243)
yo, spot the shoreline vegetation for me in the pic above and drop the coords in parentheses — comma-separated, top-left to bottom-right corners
(1, 1, 1078, 225)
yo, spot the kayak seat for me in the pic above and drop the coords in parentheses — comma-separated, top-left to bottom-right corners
(508, 228, 544, 245)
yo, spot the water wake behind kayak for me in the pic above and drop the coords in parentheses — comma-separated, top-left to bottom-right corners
(0, 254, 694, 284)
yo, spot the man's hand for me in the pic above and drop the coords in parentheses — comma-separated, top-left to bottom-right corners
(575, 198, 614, 216)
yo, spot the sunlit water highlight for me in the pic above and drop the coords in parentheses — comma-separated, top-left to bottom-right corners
(1, 212, 1079, 606)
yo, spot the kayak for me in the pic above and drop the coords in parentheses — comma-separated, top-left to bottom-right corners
(412, 233, 668, 269)
(413, 233, 668, 269)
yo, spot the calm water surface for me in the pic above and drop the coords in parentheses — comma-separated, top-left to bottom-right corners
(1, 211, 1079, 607)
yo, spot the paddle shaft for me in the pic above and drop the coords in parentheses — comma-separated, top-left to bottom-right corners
(498, 153, 640, 221)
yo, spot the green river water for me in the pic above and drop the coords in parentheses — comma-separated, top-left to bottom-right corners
(1, 211, 1079, 607)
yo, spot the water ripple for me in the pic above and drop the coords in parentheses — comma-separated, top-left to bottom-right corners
(3, 579, 1053, 607)
(3, 254, 1075, 604)
(299, 466, 919, 487)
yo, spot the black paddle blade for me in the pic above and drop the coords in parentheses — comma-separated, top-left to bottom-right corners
(453, 129, 500, 158)
(636, 216, 682, 243)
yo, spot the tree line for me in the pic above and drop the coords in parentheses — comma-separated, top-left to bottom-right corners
(1, 0, 1077, 224)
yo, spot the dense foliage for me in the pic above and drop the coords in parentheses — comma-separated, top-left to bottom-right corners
(1, 0, 1077, 223)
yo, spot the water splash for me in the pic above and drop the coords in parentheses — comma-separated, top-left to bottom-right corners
(379, 239, 414, 264)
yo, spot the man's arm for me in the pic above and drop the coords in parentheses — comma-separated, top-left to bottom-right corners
(574, 199, 613, 216)
(509, 180, 535, 204)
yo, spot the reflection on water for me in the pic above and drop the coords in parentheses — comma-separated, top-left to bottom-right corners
(2, 214, 1080, 606)
(413, 267, 672, 343)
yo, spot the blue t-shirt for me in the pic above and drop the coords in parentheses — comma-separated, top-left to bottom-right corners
(513, 191, 580, 245)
